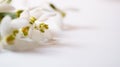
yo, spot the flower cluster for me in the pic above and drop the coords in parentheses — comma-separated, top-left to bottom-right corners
(0, 0, 66, 51)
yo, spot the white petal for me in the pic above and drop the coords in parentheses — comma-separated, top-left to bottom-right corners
(29, 26, 52, 44)
(38, 2, 54, 11)
(20, 10, 30, 20)
(35, 12, 63, 33)
(0, 4, 14, 12)
(11, 18, 29, 29)
(38, 12, 56, 21)
(44, 12, 63, 33)
(0, 16, 12, 37)
(2, 38, 40, 51)
(29, 7, 43, 19)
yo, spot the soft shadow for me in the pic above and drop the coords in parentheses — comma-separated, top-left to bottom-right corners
(102, 0, 120, 3)
(64, 8, 80, 12)
(9, 39, 61, 54)
(10, 38, 82, 55)
(0, 25, 93, 54)
(105, 0, 120, 2)
(63, 24, 97, 31)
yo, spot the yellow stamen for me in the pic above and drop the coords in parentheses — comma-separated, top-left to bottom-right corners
(13, 30, 19, 36)
(16, 10, 23, 17)
(29, 16, 36, 24)
(21, 26, 30, 36)
(6, 34, 15, 45)
(40, 29, 45, 33)
(39, 23, 49, 33)
(44, 24, 49, 29)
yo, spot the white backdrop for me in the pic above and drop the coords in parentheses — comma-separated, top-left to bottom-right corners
(0, 0, 120, 67)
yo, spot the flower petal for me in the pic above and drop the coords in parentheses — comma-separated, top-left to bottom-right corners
(20, 10, 30, 20)
(0, 16, 12, 37)
(0, 4, 14, 12)
(43, 12, 63, 33)
(11, 18, 29, 29)
(29, 8, 43, 19)
(2, 38, 40, 51)
(28, 25, 52, 44)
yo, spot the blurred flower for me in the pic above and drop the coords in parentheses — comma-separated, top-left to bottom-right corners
(0, 4, 14, 12)
(0, 0, 12, 4)
(0, 1, 67, 51)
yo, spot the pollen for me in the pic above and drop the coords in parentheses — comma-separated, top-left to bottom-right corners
(21, 26, 30, 36)
(29, 16, 36, 24)
(16, 10, 23, 17)
(6, 34, 15, 45)
(39, 23, 49, 33)
(13, 30, 19, 36)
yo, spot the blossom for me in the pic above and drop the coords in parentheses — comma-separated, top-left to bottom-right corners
(0, 8, 57, 51)
(0, 19, 33, 51)
(0, 16, 38, 51)
(0, 1, 67, 51)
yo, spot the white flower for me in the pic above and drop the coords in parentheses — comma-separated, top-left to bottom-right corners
(0, 16, 12, 37)
(20, 7, 63, 32)
(0, 2, 66, 51)
(0, 16, 40, 51)
(20, 9, 56, 43)
(28, 21, 53, 44)
(30, 7, 64, 32)
(21, 3, 65, 31)
(0, 9, 57, 51)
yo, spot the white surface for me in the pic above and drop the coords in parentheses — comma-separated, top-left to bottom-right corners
(0, 0, 120, 67)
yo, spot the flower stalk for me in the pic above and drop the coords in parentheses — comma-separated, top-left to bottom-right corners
(49, 3, 66, 17)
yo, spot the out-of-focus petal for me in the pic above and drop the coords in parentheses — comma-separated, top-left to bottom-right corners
(0, 4, 14, 12)
(38, 12, 56, 21)
(29, 8, 43, 19)
(20, 10, 30, 20)
(11, 18, 29, 29)
(28, 25, 52, 44)
(0, 16, 12, 37)
(2, 38, 40, 51)
(44, 12, 63, 33)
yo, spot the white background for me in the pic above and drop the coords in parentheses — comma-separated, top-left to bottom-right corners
(0, 0, 120, 67)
